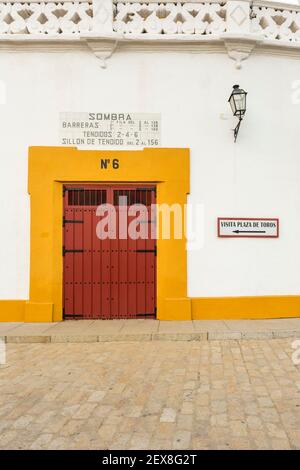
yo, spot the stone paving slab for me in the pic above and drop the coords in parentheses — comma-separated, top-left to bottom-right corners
(6, 335, 51, 344)
(0, 323, 23, 334)
(44, 320, 95, 334)
(158, 321, 196, 333)
(0, 319, 299, 343)
(1, 339, 300, 450)
(225, 318, 300, 331)
(193, 320, 230, 331)
(4, 323, 58, 335)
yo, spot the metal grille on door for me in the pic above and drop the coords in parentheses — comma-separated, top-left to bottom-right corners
(63, 185, 156, 319)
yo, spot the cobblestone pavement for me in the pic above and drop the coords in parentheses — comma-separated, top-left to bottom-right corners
(0, 339, 300, 450)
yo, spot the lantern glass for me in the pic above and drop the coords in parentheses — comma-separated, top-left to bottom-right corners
(228, 85, 247, 117)
(229, 95, 236, 115)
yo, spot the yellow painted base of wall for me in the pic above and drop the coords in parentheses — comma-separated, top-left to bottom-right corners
(0, 301, 54, 322)
(191, 296, 300, 320)
(25, 302, 53, 322)
(0, 301, 26, 322)
(159, 298, 192, 321)
(1, 296, 300, 322)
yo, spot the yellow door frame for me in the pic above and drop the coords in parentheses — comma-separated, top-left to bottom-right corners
(25, 146, 191, 322)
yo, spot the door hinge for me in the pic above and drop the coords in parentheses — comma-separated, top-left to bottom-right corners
(63, 216, 84, 227)
(63, 313, 84, 319)
(63, 247, 84, 256)
(133, 247, 157, 256)
(136, 312, 156, 317)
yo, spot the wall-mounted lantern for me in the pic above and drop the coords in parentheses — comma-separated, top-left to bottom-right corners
(228, 84, 247, 142)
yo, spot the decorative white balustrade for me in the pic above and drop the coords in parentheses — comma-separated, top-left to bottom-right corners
(113, 2, 227, 35)
(251, 5, 300, 42)
(0, 0, 300, 45)
(0, 2, 93, 35)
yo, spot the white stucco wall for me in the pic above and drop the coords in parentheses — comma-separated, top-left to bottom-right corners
(0, 47, 300, 299)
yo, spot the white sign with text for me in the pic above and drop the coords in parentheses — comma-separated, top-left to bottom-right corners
(60, 112, 161, 148)
(218, 218, 279, 238)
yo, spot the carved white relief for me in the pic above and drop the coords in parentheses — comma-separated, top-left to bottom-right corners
(113, 2, 227, 35)
(230, 5, 247, 27)
(226, 1, 250, 35)
(0, 2, 93, 35)
(226, 47, 252, 69)
(251, 6, 300, 42)
(93, 0, 113, 33)
(87, 39, 118, 68)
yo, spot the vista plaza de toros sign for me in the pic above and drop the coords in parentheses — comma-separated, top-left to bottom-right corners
(218, 218, 279, 238)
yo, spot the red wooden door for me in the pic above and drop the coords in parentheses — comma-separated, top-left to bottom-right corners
(63, 184, 156, 319)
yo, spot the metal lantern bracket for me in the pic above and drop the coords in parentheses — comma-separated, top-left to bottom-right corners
(234, 117, 243, 142)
